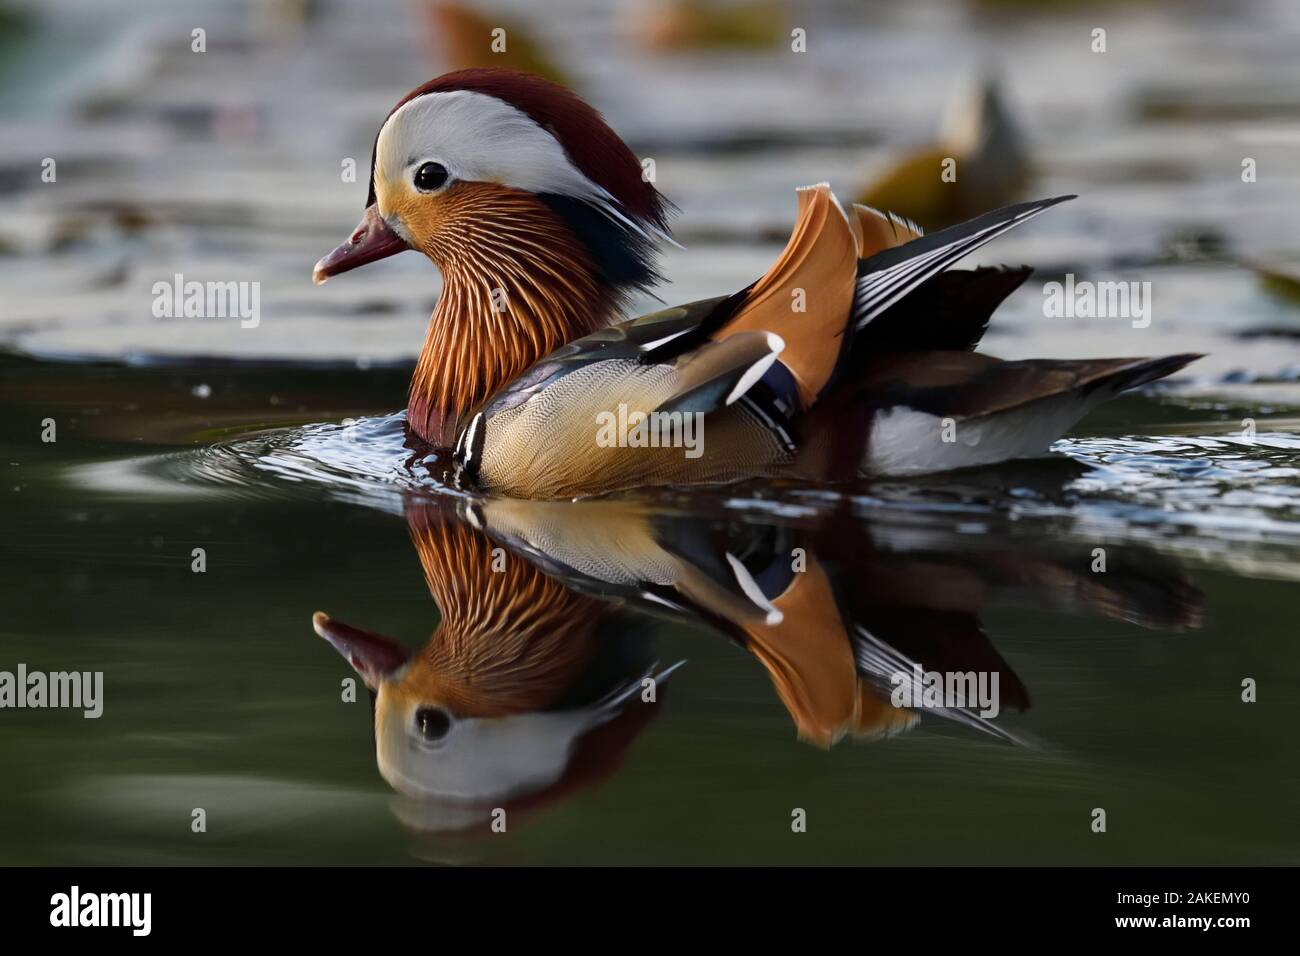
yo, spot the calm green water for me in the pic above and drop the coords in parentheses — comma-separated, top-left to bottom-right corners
(2, 353, 1297, 865)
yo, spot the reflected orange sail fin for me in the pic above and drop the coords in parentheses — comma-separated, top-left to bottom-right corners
(737, 556, 860, 747)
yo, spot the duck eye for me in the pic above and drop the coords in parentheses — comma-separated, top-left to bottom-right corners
(414, 706, 452, 742)
(413, 162, 448, 192)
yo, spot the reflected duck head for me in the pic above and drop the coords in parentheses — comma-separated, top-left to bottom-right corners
(312, 503, 670, 831)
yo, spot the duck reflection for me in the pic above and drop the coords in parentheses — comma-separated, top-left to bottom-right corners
(313, 495, 1200, 833)
(313, 500, 669, 833)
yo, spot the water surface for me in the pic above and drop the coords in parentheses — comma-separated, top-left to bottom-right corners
(2, 354, 1297, 864)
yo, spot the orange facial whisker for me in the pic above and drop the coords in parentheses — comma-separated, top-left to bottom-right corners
(398, 504, 604, 716)
(403, 183, 619, 446)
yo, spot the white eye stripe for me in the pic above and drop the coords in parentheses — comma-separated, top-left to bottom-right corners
(375, 90, 669, 244)
(379, 91, 599, 202)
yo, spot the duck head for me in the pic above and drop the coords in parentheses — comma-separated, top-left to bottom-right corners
(313, 501, 666, 833)
(313, 68, 673, 446)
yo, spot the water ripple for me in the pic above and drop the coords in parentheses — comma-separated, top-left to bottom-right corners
(70, 412, 1300, 576)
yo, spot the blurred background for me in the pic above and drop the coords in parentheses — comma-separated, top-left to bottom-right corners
(1, 0, 1299, 378)
(1, 0, 1299, 865)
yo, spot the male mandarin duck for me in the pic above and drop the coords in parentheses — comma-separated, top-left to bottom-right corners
(312, 494, 1201, 821)
(313, 498, 674, 829)
(313, 68, 1199, 499)
(441, 496, 1199, 746)
(312, 494, 1021, 807)
(467, 496, 1025, 746)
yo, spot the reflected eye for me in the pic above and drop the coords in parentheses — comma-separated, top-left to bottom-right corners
(415, 706, 452, 742)
(413, 162, 449, 192)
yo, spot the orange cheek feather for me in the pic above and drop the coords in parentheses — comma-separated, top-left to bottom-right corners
(394, 181, 617, 447)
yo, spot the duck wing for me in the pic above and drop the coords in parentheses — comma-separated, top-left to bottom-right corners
(454, 185, 1199, 495)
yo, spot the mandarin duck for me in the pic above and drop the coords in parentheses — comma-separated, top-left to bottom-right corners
(466, 495, 1022, 746)
(314, 493, 1018, 808)
(313, 68, 1199, 499)
(314, 493, 1202, 815)
(462, 496, 1199, 744)
(313, 498, 675, 832)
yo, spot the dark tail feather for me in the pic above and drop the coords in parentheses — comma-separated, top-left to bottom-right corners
(852, 195, 1074, 331)
(852, 265, 1032, 354)
(797, 351, 1203, 482)
(1082, 352, 1204, 396)
(850, 617, 1031, 745)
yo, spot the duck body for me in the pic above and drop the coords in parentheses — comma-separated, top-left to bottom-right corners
(453, 293, 799, 497)
(314, 69, 1198, 499)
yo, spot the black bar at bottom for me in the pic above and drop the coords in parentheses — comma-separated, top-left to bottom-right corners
(0, 866, 1277, 941)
